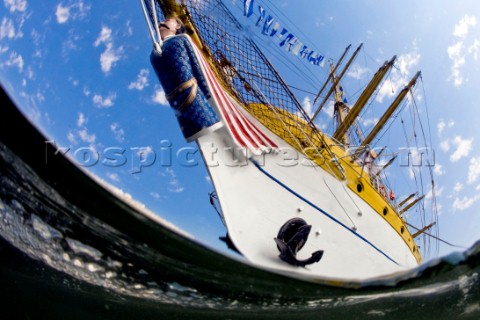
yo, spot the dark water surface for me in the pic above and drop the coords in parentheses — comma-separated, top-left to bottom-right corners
(1, 87, 479, 319)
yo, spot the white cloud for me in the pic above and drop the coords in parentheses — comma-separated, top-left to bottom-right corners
(448, 41, 466, 87)
(99, 43, 123, 73)
(452, 194, 480, 211)
(469, 39, 480, 61)
(93, 92, 117, 108)
(78, 128, 96, 144)
(439, 139, 450, 152)
(437, 121, 445, 136)
(152, 87, 168, 105)
(4, 51, 23, 71)
(347, 64, 369, 80)
(55, 4, 70, 24)
(453, 15, 477, 38)
(323, 100, 335, 118)
(453, 182, 463, 193)
(376, 51, 420, 103)
(434, 163, 445, 176)
(450, 136, 473, 162)
(83, 86, 91, 97)
(467, 156, 480, 184)
(4, 0, 27, 13)
(362, 117, 378, 128)
(396, 51, 421, 76)
(77, 112, 86, 127)
(94, 26, 112, 46)
(447, 15, 478, 87)
(0, 17, 15, 39)
(94, 26, 123, 73)
(426, 186, 444, 201)
(437, 119, 455, 136)
(165, 168, 184, 193)
(110, 122, 125, 142)
(107, 173, 120, 182)
(128, 69, 149, 90)
(55, 1, 91, 24)
(67, 131, 77, 144)
(302, 96, 313, 118)
(150, 192, 161, 200)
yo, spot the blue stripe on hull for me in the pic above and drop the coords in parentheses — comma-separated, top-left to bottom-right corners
(250, 158, 399, 266)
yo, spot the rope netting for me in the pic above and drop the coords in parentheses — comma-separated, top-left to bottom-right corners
(145, 0, 329, 155)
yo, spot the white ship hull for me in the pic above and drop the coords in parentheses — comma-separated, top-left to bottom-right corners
(197, 109, 418, 282)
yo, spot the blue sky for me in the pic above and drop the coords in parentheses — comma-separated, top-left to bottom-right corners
(1, 0, 479, 262)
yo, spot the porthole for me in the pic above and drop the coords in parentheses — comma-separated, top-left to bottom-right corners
(413, 246, 416, 252)
(357, 183, 364, 193)
(401, 226, 405, 234)
(383, 207, 388, 216)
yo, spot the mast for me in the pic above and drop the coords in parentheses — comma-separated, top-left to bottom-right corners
(332, 56, 396, 142)
(313, 44, 352, 106)
(352, 71, 421, 159)
(311, 43, 363, 121)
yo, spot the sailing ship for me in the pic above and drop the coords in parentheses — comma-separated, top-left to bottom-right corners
(140, 0, 439, 281)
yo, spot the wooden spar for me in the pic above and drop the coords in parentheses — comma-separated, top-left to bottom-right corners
(332, 56, 396, 142)
(373, 155, 397, 177)
(399, 195, 425, 215)
(353, 71, 421, 160)
(398, 192, 418, 207)
(311, 43, 363, 121)
(313, 44, 352, 106)
(412, 222, 436, 239)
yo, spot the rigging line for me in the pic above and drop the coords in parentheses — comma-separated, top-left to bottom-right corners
(411, 86, 440, 247)
(406, 223, 466, 249)
(247, 37, 341, 165)
(419, 74, 435, 164)
(245, 58, 341, 179)
(225, 19, 319, 87)
(192, 1, 337, 169)
(410, 92, 430, 232)
(253, 38, 321, 89)
(262, 0, 326, 55)
(399, 100, 423, 202)
(341, 182, 363, 217)
(209, 191, 226, 227)
(139, 0, 161, 51)
(150, 0, 163, 50)
(237, 0, 327, 86)
(403, 91, 439, 256)
(323, 178, 357, 230)
(249, 28, 325, 86)
(230, 0, 327, 85)
(222, 36, 312, 155)
(369, 97, 408, 150)
(287, 85, 318, 96)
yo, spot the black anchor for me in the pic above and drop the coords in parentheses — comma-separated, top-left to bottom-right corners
(274, 218, 324, 267)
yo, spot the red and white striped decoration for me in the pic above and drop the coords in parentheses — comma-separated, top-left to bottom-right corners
(186, 35, 278, 155)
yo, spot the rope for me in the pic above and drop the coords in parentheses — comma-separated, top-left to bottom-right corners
(139, 0, 163, 54)
(406, 223, 466, 249)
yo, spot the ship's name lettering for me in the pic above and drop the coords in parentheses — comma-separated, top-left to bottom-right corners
(242, 0, 324, 66)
